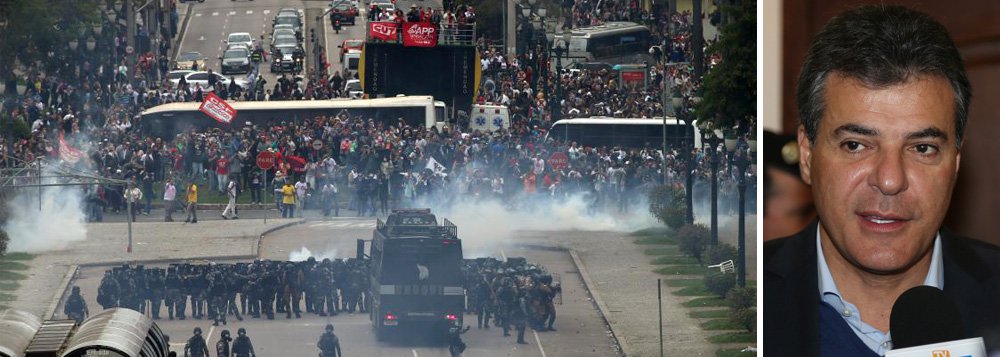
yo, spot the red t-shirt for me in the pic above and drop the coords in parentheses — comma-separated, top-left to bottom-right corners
(216, 158, 229, 175)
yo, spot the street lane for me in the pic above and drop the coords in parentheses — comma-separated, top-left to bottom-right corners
(60, 217, 619, 356)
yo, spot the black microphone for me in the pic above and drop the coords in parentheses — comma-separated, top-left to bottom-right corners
(890, 285, 966, 349)
(887, 286, 985, 356)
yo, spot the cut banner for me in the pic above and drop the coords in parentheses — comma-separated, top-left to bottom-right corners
(199, 91, 237, 124)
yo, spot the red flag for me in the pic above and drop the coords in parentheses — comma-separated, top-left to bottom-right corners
(198, 91, 237, 124)
(59, 132, 83, 163)
(369, 22, 398, 41)
(403, 22, 438, 47)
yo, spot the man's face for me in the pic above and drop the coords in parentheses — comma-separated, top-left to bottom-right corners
(799, 74, 960, 274)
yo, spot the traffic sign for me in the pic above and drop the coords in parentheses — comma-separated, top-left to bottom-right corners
(549, 152, 569, 170)
(256, 151, 275, 170)
(312, 139, 324, 150)
(125, 45, 134, 54)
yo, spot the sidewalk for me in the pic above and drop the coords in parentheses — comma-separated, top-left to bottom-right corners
(512, 217, 758, 357)
(6, 217, 299, 318)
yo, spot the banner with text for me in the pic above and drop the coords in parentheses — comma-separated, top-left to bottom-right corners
(369, 22, 398, 41)
(199, 92, 237, 124)
(403, 22, 438, 47)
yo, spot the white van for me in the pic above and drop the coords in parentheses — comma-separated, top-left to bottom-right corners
(343, 50, 361, 78)
(469, 104, 510, 132)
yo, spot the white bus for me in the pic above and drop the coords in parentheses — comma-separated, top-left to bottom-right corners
(140, 96, 447, 137)
(547, 117, 703, 149)
(551, 22, 652, 65)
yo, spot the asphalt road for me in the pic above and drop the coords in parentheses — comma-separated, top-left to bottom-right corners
(176, 0, 444, 94)
(62, 216, 619, 356)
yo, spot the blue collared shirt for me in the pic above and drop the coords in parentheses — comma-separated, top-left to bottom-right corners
(817, 227, 943, 355)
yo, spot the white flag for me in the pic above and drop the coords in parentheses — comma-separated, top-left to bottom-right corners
(426, 157, 446, 173)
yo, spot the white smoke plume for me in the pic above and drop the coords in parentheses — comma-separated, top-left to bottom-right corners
(289, 246, 340, 261)
(3, 164, 88, 253)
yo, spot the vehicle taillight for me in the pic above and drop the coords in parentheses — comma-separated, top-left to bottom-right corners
(385, 313, 396, 320)
(446, 314, 457, 321)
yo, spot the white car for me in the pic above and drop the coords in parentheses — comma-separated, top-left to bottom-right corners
(371, 0, 395, 13)
(170, 71, 249, 90)
(344, 79, 363, 99)
(225, 32, 254, 50)
(166, 69, 195, 82)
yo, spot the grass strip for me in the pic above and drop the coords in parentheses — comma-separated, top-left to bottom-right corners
(690, 309, 729, 319)
(717, 348, 757, 357)
(709, 332, 756, 344)
(683, 296, 728, 308)
(701, 318, 744, 331)
(655, 265, 708, 276)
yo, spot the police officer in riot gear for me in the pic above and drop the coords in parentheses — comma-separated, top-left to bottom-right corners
(216, 329, 232, 357)
(232, 327, 256, 357)
(184, 327, 210, 357)
(64, 286, 89, 323)
(317, 324, 342, 357)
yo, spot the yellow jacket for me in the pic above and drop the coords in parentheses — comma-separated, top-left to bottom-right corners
(281, 185, 296, 204)
(187, 184, 198, 203)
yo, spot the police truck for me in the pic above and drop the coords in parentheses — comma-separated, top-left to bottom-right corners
(364, 209, 465, 342)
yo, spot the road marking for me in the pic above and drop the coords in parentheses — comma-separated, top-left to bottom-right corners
(198, 35, 204, 41)
(206, 325, 216, 348)
(533, 330, 548, 357)
(195, 13, 202, 17)
(411, 350, 418, 357)
(246, 10, 253, 15)
(212, 12, 218, 16)
(229, 11, 237, 16)
(263, 9, 270, 15)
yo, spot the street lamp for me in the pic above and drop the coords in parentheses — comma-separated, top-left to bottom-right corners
(728, 143, 753, 287)
(707, 128, 722, 246)
(552, 30, 570, 122)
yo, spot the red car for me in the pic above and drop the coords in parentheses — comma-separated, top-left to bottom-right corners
(339, 39, 364, 62)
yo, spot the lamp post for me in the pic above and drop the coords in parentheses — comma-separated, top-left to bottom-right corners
(731, 145, 752, 287)
(552, 30, 569, 123)
(708, 130, 720, 246)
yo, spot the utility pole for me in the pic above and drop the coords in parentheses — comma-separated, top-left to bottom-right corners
(126, 0, 135, 83)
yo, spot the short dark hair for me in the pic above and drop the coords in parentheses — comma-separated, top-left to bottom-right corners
(796, 5, 971, 146)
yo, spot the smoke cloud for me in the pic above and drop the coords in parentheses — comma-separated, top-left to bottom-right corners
(4, 164, 88, 253)
(289, 246, 340, 261)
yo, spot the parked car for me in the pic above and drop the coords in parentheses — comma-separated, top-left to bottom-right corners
(220, 46, 251, 75)
(173, 51, 206, 70)
(338, 39, 364, 62)
(169, 71, 248, 90)
(225, 32, 254, 50)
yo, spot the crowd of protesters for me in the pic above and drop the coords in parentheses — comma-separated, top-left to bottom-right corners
(0, 1, 754, 221)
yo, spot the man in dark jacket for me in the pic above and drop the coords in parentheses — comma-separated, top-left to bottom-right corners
(317, 324, 342, 357)
(764, 4, 1000, 356)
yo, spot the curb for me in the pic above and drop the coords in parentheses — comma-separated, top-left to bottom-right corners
(569, 249, 628, 357)
(172, 3, 194, 63)
(255, 219, 307, 258)
(45, 264, 79, 320)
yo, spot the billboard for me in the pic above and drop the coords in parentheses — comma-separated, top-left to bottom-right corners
(361, 43, 481, 112)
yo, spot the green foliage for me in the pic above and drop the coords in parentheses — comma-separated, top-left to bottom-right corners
(682, 296, 728, 308)
(0, 0, 103, 80)
(727, 286, 756, 333)
(677, 224, 710, 263)
(704, 271, 736, 298)
(695, 0, 757, 135)
(648, 184, 687, 229)
(704, 244, 737, 266)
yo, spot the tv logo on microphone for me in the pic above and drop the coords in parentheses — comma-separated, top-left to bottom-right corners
(932, 350, 974, 357)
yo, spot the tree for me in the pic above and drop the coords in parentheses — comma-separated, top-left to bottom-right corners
(695, 0, 756, 136)
(0, 0, 103, 92)
(727, 286, 756, 333)
(648, 184, 686, 229)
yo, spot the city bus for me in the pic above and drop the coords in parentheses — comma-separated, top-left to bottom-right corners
(547, 117, 704, 149)
(366, 209, 465, 342)
(139, 96, 447, 138)
(551, 22, 652, 66)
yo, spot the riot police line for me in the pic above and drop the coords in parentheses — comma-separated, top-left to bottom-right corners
(96, 257, 371, 324)
(91, 255, 557, 332)
(461, 257, 561, 344)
